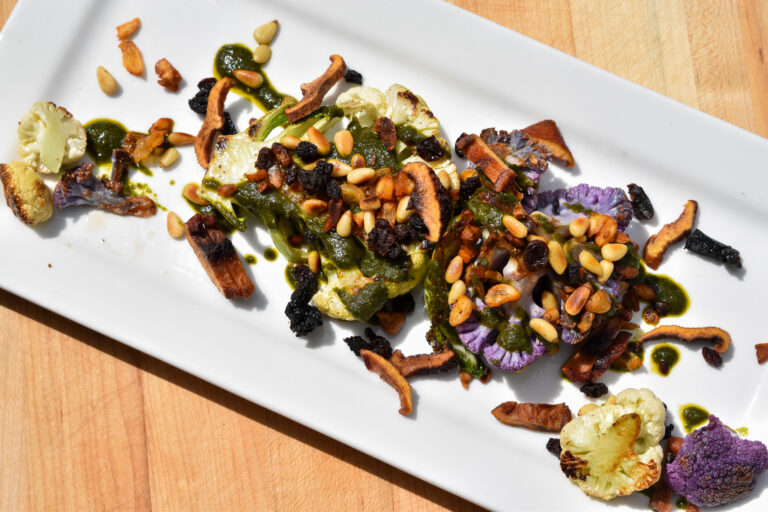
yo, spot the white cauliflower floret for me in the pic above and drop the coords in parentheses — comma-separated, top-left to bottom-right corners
(559, 388, 666, 500)
(0, 161, 53, 225)
(384, 84, 440, 137)
(335, 86, 387, 128)
(17, 101, 86, 174)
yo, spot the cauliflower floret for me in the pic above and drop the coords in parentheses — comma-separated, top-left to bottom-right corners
(559, 388, 666, 500)
(384, 84, 440, 138)
(335, 86, 387, 128)
(0, 161, 53, 225)
(17, 102, 86, 174)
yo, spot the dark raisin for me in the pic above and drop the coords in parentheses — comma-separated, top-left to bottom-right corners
(197, 77, 217, 91)
(284, 163, 300, 185)
(564, 263, 582, 288)
(314, 160, 333, 180)
(292, 264, 315, 290)
(364, 327, 393, 359)
(579, 382, 608, 398)
(702, 346, 723, 368)
(344, 68, 363, 84)
(390, 293, 415, 313)
(222, 111, 238, 136)
(368, 219, 407, 260)
(407, 213, 428, 241)
(343, 335, 368, 356)
(454, 134, 466, 159)
(416, 136, 444, 162)
(652, 301, 670, 316)
(666, 452, 676, 465)
(284, 301, 323, 336)
(326, 179, 341, 201)
(393, 223, 412, 245)
(295, 141, 320, 163)
(664, 423, 675, 440)
(684, 229, 742, 268)
(255, 147, 276, 170)
(458, 175, 481, 205)
(627, 183, 654, 220)
(188, 77, 217, 114)
(523, 239, 549, 272)
(658, 360, 670, 375)
(546, 438, 561, 457)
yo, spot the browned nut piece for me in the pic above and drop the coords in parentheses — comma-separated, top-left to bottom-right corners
(638, 325, 731, 354)
(232, 69, 264, 88)
(631, 283, 656, 301)
(307, 126, 331, 155)
(491, 401, 572, 432)
(643, 200, 698, 270)
(594, 216, 617, 247)
(96, 66, 118, 95)
(360, 349, 412, 416)
(455, 133, 518, 193)
(565, 284, 591, 316)
(359, 195, 381, 211)
(195, 78, 235, 169)
(155, 58, 182, 91)
(376, 175, 394, 201)
(402, 162, 451, 243)
(285, 55, 346, 122)
(350, 153, 366, 169)
(182, 183, 207, 205)
(755, 343, 768, 364)
(390, 349, 457, 378)
(340, 183, 365, 205)
(123, 117, 173, 164)
(373, 116, 397, 151)
(301, 199, 328, 215)
(116, 17, 141, 39)
(376, 311, 406, 336)
(168, 132, 195, 146)
(577, 311, 594, 333)
(119, 40, 144, 76)
(585, 289, 611, 314)
(484, 283, 521, 308)
(522, 120, 575, 168)
(449, 295, 474, 326)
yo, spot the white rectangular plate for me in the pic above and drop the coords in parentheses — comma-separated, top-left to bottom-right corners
(1, 0, 767, 510)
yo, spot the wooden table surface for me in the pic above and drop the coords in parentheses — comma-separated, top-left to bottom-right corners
(1, 1, 766, 510)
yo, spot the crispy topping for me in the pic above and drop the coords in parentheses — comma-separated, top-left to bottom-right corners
(755, 343, 768, 364)
(285, 55, 346, 122)
(116, 17, 141, 39)
(194, 77, 235, 169)
(118, 40, 144, 76)
(402, 161, 452, 243)
(372, 116, 397, 151)
(455, 133, 518, 193)
(155, 58, 182, 92)
(522, 119, 574, 167)
(360, 349, 413, 416)
(643, 200, 697, 270)
(389, 349, 457, 378)
(638, 325, 731, 354)
(492, 401, 573, 432)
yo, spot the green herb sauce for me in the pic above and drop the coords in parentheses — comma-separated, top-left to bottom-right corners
(84, 118, 151, 176)
(244, 254, 257, 265)
(680, 404, 709, 433)
(336, 281, 389, 321)
(264, 248, 278, 261)
(651, 344, 680, 376)
(644, 272, 689, 316)
(496, 324, 532, 353)
(214, 44, 287, 111)
(675, 497, 689, 510)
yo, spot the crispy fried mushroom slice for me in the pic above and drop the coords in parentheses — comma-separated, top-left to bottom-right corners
(492, 401, 573, 432)
(638, 325, 731, 354)
(155, 58, 182, 92)
(376, 311, 406, 336)
(455, 133, 518, 193)
(561, 348, 600, 383)
(195, 78, 235, 169)
(373, 116, 397, 151)
(122, 118, 173, 164)
(389, 349, 457, 378)
(118, 40, 144, 76)
(402, 161, 451, 243)
(116, 17, 140, 39)
(185, 213, 254, 299)
(522, 119, 574, 168)
(285, 55, 346, 122)
(756, 343, 768, 364)
(643, 200, 697, 270)
(360, 349, 413, 416)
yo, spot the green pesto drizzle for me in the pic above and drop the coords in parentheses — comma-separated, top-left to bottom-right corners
(264, 248, 278, 261)
(244, 254, 257, 265)
(680, 404, 709, 433)
(650, 344, 680, 376)
(214, 44, 288, 111)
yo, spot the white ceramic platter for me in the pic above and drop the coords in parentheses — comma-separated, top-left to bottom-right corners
(1, 0, 767, 510)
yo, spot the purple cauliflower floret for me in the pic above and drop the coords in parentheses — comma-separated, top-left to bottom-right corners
(478, 128, 551, 200)
(456, 314, 497, 354)
(665, 415, 768, 507)
(528, 184, 632, 231)
(483, 335, 546, 372)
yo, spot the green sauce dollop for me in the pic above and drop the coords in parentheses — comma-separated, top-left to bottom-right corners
(264, 248, 278, 261)
(214, 44, 287, 111)
(680, 404, 709, 433)
(651, 344, 680, 376)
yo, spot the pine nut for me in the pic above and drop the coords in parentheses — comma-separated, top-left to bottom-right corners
(601, 243, 628, 262)
(542, 291, 558, 311)
(484, 283, 521, 308)
(347, 167, 376, 185)
(96, 66, 118, 95)
(359, 196, 381, 211)
(448, 280, 467, 305)
(182, 183, 207, 205)
(598, 260, 614, 283)
(280, 135, 300, 149)
(527, 234, 549, 243)
(336, 210, 352, 237)
(308, 250, 320, 274)
(502, 215, 528, 238)
(375, 175, 394, 201)
(252, 44, 271, 64)
(445, 255, 464, 284)
(233, 69, 263, 88)
(449, 295, 474, 326)
(166, 211, 184, 238)
(307, 126, 330, 155)
(159, 147, 179, 168)
(437, 170, 451, 190)
(605, 395, 617, 405)
(302, 162, 317, 171)
(253, 20, 279, 44)
(565, 285, 591, 316)
(588, 213, 607, 237)
(569, 216, 589, 237)
(530, 318, 558, 343)
(302, 199, 328, 215)
(352, 211, 365, 227)
(594, 217, 617, 247)
(543, 308, 560, 323)
(168, 132, 195, 146)
(378, 201, 396, 225)
(340, 183, 365, 205)
(334, 129, 354, 157)
(547, 241, 567, 274)
(578, 403, 598, 416)
(363, 210, 376, 233)
(350, 153, 366, 168)
(586, 290, 611, 314)
(329, 159, 352, 177)
(396, 196, 413, 223)
(459, 169, 477, 181)
(579, 250, 602, 276)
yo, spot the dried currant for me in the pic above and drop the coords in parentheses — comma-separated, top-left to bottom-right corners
(523, 239, 549, 272)
(627, 183, 654, 220)
(255, 147, 276, 170)
(416, 136, 444, 162)
(546, 438, 561, 457)
(702, 346, 723, 368)
(579, 382, 608, 398)
(295, 141, 320, 163)
(344, 68, 363, 84)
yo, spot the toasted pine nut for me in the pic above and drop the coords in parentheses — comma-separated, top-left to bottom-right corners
(445, 255, 464, 284)
(168, 132, 195, 146)
(527, 234, 549, 243)
(598, 260, 614, 283)
(448, 280, 467, 305)
(588, 213, 607, 237)
(347, 167, 376, 185)
(308, 250, 320, 274)
(359, 196, 381, 211)
(252, 44, 271, 64)
(280, 135, 301, 149)
(449, 295, 474, 326)
(601, 243, 628, 262)
(182, 183, 207, 205)
(543, 308, 560, 323)
(502, 215, 528, 238)
(166, 211, 184, 239)
(605, 395, 617, 405)
(396, 196, 413, 223)
(594, 217, 618, 247)
(329, 159, 352, 177)
(578, 403, 598, 416)
(350, 153, 366, 168)
(547, 241, 567, 274)
(565, 285, 591, 316)
(579, 250, 602, 276)
(96, 66, 118, 95)
(542, 291, 558, 311)
(459, 169, 477, 181)
(484, 283, 521, 308)
(253, 20, 279, 44)
(586, 290, 612, 314)
(334, 129, 354, 157)
(569, 216, 589, 238)
(302, 162, 317, 171)
(336, 210, 352, 237)
(530, 318, 558, 342)
(363, 210, 376, 233)
(302, 199, 327, 215)
(340, 183, 365, 205)
(437, 170, 451, 190)
(375, 175, 394, 201)
(116, 17, 141, 40)
(159, 147, 179, 168)
(352, 211, 365, 227)
(631, 283, 656, 301)
(307, 126, 330, 155)
(233, 69, 264, 88)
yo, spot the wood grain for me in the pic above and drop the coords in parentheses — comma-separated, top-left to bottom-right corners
(1, 1, 766, 511)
